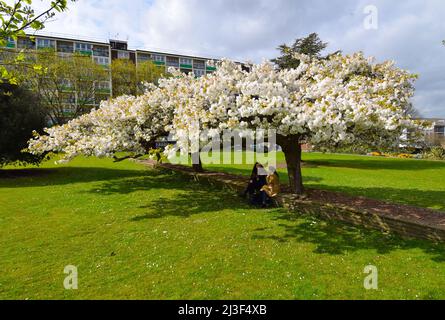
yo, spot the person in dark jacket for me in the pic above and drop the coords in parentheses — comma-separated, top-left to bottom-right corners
(243, 163, 267, 204)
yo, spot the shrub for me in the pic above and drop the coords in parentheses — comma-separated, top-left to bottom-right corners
(0, 83, 47, 167)
(423, 146, 445, 161)
(368, 152, 382, 157)
(397, 153, 414, 159)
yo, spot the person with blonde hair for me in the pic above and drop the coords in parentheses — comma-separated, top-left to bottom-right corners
(260, 166, 280, 207)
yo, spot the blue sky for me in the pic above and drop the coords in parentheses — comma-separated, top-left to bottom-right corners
(30, 0, 445, 118)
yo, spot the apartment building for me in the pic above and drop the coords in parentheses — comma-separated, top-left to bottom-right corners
(109, 39, 220, 77)
(2, 33, 240, 122)
(422, 118, 445, 146)
(430, 119, 445, 137)
(1, 34, 113, 121)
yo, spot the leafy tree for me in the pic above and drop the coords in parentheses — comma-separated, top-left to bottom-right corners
(111, 59, 137, 97)
(271, 33, 330, 70)
(0, 0, 75, 83)
(21, 50, 109, 125)
(111, 58, 164, 97)
(137, 60, 166, 92)
(0, 82, 47, 167)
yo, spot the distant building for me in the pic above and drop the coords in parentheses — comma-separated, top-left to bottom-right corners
(108, 39, 221, 78)
(418, 118, 445, 147)
(1, 34, 113, 120)
(1, 33, 249, 122)
(419, 118, 445, 135)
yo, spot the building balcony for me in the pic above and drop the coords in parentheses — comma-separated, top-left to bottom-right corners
(76, 50, 93, 56)
(95, 88, 111, 94)
(180, 64, 193, 69)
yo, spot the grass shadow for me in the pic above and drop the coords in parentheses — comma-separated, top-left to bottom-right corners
(205, 165, 323, 183)
(87, 170, 250, 219)
(4, 161, 444, 263)
(130, 189, 247, 220)
(0, 168, 58, 179)
(0, 167, 151, 189)
(204, 164, 443, 210)
(308, 184, 445, 211)
(306, 158, 445, 171)
(253, 212, 445, 263)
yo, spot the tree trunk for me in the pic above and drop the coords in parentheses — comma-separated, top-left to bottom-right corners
(191, 152, 204, 173)
(278, 135, 304, 195)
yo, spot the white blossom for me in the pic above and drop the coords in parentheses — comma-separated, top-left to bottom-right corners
(28, 52, 425, 162)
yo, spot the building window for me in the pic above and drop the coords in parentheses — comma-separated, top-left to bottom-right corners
(137, 53, 151, 62)
(94, 56, 110, 65)
(180, 58, 193, 66)
(166, 56, 179, 67)
(4, 37, 15, 48)
(75, 42, 92, 53)
(58, 52, 73, 60)
(17, 37, 36, 49)
(193, 59, 205, 69)
(78, 95, 96, 106)
(151, 54, 165, 63)
(110, 40, 127, 51)
(194, 69, 206, 77)
(37, 38, 55, 49)
(95, 81, 111, 93)
(62, 105, 75, 115)
(60, 93, 76, 105)
(93, 45, 109, 57)
(117, 50, 130, 59)
(434, 126, 445, 136)
(57, 41, 74, 53)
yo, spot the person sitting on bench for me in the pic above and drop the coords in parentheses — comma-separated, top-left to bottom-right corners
(260, 167, 280, 208)
(243, 163, 267, 204)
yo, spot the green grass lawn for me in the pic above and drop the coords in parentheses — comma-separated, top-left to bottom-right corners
(1, 156, 445, 300)
(201, 152, 445, 211)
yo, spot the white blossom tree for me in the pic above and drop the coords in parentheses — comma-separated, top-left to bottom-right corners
(27, 81, 176, 163)
(170, 53, 424, 194)
(28, 52, 425, 195)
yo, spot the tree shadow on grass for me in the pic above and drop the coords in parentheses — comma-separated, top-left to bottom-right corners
(207, 164, 444, 210)
(130, 188, 248, 220)
(308, 184, 445, 211)
(253, 212, 445, 263)
(86, 171, 185, 195)
(86, 170, 251, 219)
(206, 165, 323, 183)
(0, 168, 58, 179)
(0, 167, 151, 188)
(306, 158, 445, 171)
(88, 167, 445, 263)
(6, 162, 444, 263)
